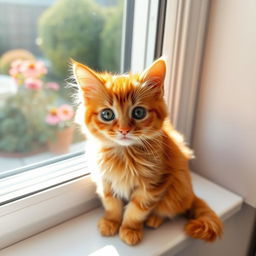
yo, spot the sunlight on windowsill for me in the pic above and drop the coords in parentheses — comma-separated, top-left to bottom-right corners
(89, 245, 120, 256)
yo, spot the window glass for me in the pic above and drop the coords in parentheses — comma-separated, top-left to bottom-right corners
(0, 0, 124, 173)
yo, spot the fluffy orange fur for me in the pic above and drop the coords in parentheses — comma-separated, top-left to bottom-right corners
(73, 58, 223, 245)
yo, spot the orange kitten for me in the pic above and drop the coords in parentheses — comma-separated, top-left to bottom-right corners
(72, 58, 223, 245)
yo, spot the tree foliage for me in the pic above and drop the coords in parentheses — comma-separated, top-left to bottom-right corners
(38, 0, 104, 77)
(99, 2, 123, 72)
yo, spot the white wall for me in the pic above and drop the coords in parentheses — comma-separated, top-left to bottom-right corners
(191, 0, 256, 207)
(175, 1, 256, 254)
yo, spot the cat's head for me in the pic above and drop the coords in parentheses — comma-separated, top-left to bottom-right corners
(73, 58, 168, 146)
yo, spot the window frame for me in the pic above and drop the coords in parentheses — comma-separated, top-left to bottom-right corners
(0, 0, 210, 249)
(130, 0, 159, 72)
(163, 0, 210, 143)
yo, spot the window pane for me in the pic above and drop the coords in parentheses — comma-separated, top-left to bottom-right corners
(0, 0, 124, 174)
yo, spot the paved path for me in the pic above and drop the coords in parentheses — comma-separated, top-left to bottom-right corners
(0, 142, 85, 173)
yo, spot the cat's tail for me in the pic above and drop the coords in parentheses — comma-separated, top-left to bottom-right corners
(184, 196, 223, 242)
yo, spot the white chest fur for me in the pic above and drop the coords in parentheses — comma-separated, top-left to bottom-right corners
(85, 141, 139, 200)
(103, 165, 139, 200)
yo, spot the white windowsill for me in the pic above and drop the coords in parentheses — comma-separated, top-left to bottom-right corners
(1, 173, 243, 256)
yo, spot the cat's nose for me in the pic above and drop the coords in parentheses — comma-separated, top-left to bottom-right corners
(119, 127, 130, 135)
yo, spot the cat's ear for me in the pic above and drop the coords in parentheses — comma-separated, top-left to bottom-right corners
(72, 59, 104, 94)
(141, 58, 166, 89)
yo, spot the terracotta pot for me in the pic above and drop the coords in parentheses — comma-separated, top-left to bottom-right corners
(47, 126, 74, 155)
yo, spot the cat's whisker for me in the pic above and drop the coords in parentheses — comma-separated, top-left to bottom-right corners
(135, 137, 159, 160)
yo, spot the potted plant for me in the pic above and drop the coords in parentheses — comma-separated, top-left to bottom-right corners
(45, 104, 75, 154)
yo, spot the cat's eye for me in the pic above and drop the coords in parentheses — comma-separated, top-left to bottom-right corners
(100, 108, 115, 121)
(132, 107, 146, 120)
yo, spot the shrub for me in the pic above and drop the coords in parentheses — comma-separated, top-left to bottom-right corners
(38, 0, 104, 77)
(0, 49, 35, 74)
(99, 2, 123, 72)
(0, 105, 48, 153)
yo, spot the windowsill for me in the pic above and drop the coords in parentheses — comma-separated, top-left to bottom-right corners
(1, 173, 243, 256)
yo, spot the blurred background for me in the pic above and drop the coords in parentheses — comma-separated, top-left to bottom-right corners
(0, 0, 124, 172)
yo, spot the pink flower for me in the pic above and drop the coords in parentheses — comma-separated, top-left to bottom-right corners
(35, 60, 48, 75)
(11, 59, 23, 69)
(57, 104, 74, 121)
(25, 78, 43, 90)
(20, 60, 47, 78)
(45, 82, 60, 91)
(45, 108, 60, 125)
(9, 59, 23, 78)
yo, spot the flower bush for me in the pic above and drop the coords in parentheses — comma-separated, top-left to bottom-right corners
(9, 59, 47, 84)
(0, 58, 67, 153)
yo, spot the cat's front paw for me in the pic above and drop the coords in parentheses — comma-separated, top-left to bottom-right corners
(119, 225, 143, 245)
(145, 215, 164, 229)
(98, 217, 120, 236)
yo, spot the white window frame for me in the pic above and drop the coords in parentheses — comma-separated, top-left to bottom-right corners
(163, 0, 210, 143)
(130, 0, 159, 72)
(0, 0, 210, 249)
